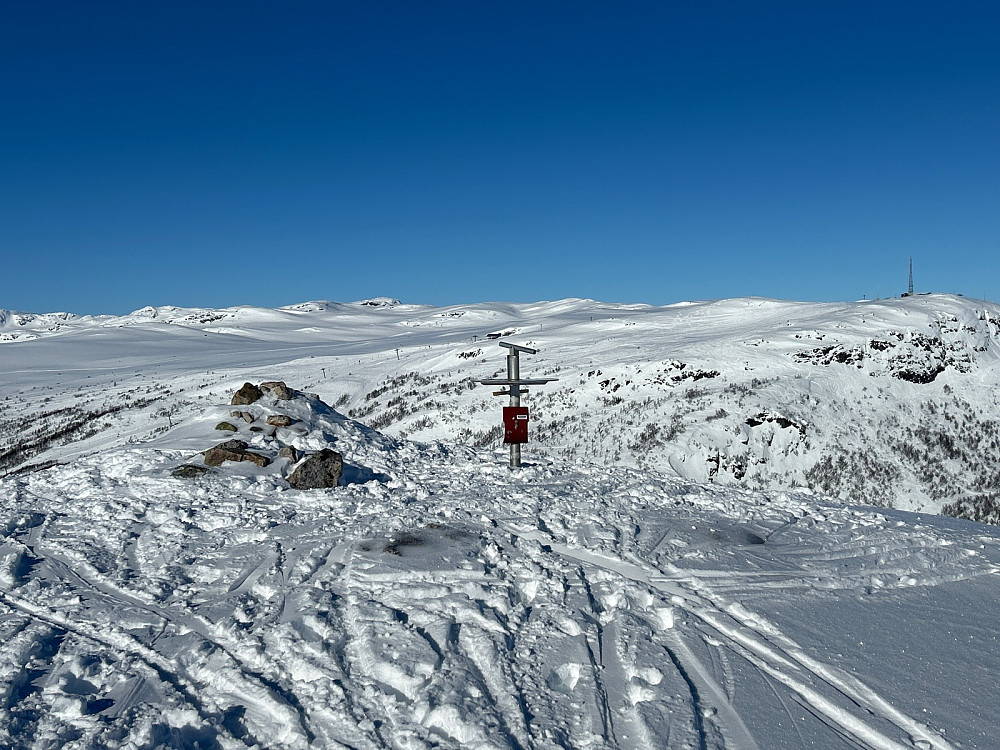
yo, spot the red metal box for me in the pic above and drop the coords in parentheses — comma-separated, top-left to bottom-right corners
(503, 406, 529, 444)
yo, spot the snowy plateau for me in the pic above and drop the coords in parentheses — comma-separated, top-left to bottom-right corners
(0, 294, 998, 750)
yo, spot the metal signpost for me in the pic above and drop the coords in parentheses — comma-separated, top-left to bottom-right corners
(477, 341, 557, 468)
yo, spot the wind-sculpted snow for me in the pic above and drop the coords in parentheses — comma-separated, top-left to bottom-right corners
(1, 412, 998, 748)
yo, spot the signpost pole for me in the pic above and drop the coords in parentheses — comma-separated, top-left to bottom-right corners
(476, 341, 557, 470)
(507, 350, 521, 468)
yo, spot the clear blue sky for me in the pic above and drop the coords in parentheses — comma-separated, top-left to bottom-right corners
(2, 1, 998, 314)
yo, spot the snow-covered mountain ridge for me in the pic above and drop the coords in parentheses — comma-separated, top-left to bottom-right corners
(5, 293, 998, 521)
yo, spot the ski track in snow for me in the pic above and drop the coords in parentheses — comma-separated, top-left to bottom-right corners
(502, 525, 957, 750)
(2, 420, 997, 749)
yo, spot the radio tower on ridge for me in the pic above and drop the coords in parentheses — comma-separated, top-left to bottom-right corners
(908, 257, 914, 296)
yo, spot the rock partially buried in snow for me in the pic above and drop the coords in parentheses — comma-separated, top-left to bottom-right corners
(260, 380, 293, 400)
(266, 414, 294, 427)
(231, 382, 263, 405)
(288, 448, 343, 489)
(203, 439, 271, 468)
(215, 421, 238, 432)
(278, 445, 299, 462)
(172, 464, 211, 478)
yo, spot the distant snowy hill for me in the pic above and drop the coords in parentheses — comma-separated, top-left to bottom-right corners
(1, 295, 999, 748)
(0, 309, 86, 340)
(5, 294, 999, 520)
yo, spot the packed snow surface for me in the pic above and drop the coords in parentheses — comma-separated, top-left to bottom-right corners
(1, 296, 999, 748)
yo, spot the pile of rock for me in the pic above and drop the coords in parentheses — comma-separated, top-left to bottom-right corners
(171, 380, 344, 489)
(215, 381, 300, 434)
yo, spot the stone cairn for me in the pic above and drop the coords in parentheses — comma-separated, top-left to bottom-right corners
(172, 380, 343, 489)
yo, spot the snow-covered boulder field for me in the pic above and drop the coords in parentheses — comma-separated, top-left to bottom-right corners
(1, 295, 999, 748)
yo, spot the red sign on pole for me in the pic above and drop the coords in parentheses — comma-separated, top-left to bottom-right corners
(503, 406, 529, 444)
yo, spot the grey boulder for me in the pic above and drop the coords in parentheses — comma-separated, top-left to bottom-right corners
(288, 449, 343, 489)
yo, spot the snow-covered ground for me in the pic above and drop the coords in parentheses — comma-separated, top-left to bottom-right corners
(4, 294, 1000, 514)
(1, 295, 999, 748)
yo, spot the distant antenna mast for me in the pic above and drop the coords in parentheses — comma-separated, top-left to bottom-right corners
(908, 257, 914, 296)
